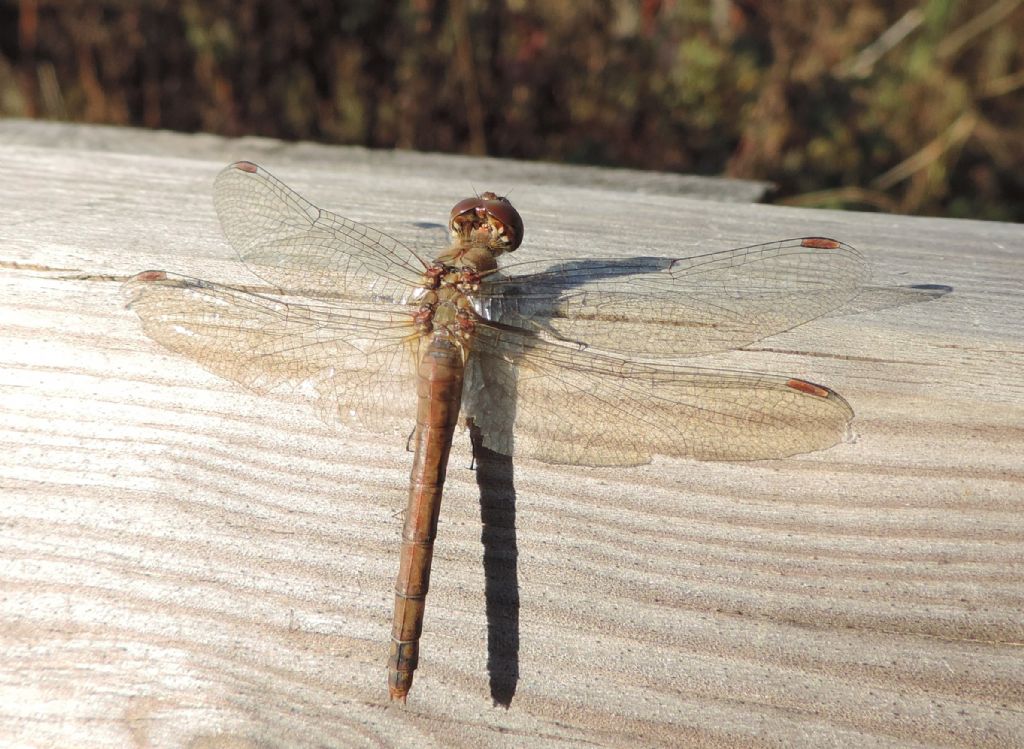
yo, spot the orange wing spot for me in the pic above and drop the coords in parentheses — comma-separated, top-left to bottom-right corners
(786, 379, 830, 398)
(801, 237, 840, 249)
(233, 161, 259, 174)
(131, 270, 168, 282)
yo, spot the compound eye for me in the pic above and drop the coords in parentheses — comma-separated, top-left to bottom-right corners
(484, 198, 524, 251)
(449, 196, 484, 223)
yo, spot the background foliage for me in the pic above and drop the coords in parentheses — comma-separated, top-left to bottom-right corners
(1, 0, 1021, 221)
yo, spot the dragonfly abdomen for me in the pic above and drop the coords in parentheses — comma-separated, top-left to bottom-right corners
(388, 336, 466, 702)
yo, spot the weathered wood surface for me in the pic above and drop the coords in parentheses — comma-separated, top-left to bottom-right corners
(1, 121, 1022, 748)
(0, 120, 772, 203)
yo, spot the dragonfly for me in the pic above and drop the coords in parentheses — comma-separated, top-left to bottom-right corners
(125, 161, 869, 701)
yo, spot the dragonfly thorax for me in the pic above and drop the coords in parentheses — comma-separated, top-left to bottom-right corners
(412, 262, 483, 344)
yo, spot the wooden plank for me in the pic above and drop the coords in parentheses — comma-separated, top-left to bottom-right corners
(1, 124, 1022, 748)
(0, 119, 773, 203)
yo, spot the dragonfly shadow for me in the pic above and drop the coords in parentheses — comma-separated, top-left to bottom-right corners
(498, 256, 674, 295)
(827, 282, 955, 318)
(469, 423, 520, 708)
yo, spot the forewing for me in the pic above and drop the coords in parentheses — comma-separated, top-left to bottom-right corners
(213, 162, 428, 301)
(124, 271, 419, 434)
(480, 238, 869, 357)
(465, 323, 853, 466)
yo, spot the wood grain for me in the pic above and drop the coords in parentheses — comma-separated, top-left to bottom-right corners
(1, 122, 1022, 748)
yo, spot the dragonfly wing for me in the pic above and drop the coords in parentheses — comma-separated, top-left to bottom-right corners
(481, 238, 869, 357)
(467, 323, 853, 467)
(462, 342, 518, 458)
(124, 271, 419, 434)
(213, 162, 428, 301)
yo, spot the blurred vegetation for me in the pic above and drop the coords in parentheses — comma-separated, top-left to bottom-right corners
(1, 0, 1021, 221)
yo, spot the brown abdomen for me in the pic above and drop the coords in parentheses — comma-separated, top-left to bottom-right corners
(388, 337, 465, 701)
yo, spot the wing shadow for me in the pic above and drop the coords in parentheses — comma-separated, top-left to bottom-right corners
(826, 283, 954, 318)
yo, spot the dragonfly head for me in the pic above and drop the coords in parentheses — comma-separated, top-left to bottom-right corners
(449, 192, 524, 255)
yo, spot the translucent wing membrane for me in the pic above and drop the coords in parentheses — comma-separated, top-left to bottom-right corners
(480, 238, 869, 357)
(124, 271, 419, 434)
(213, 162, 428, 301)
(464, 323, 853, 466)
(128, 164, 866, 468)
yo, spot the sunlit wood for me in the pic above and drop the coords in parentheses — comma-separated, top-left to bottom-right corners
(1, 121, 1021, 747)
